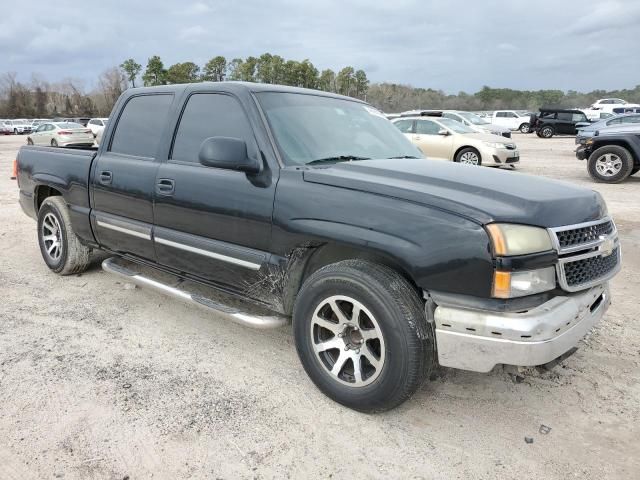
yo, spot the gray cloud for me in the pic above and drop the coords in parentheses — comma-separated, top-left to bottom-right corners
(1, 0, 638, 93)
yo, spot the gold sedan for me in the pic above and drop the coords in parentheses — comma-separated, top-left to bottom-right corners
(27, 122, 95, 148)
(392, 116, 519, 167)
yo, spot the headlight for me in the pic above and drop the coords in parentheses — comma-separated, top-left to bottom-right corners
(486, 223, 553, 256)
(492, 267, 556, 298)
(484, 142, 507, 149)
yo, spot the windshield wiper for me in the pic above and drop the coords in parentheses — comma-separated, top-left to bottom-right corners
(388, 155, 420, 159)
(306, 155, 370, 165)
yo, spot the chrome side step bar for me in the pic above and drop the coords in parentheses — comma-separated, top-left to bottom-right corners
(102, 257, 288, 329)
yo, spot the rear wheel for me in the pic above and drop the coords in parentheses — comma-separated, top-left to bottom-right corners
(293, 260, 433, 412)
(455, 147, 481, 165)
(540, 126, 555, 138)
(37, 197, 91, 275)
(519, 123, 530, 133)
(587, 145, 634, 183)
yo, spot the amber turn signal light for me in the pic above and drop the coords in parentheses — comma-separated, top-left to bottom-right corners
(492, 270, 511, 298)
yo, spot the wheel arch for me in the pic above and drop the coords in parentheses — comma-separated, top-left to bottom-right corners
(34, 183, 63, 212)
(280, 241, 419, 316)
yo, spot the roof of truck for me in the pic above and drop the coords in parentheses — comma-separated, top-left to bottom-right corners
(124, 81, 365, 104)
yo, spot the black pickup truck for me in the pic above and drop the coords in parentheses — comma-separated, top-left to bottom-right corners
(16, 82, 621, 412)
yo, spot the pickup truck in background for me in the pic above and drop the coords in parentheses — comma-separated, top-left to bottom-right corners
(16, 82, 621, 412)
(490, 110, 531, 133)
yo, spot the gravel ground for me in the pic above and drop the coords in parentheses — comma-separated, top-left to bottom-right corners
(1, 133, 639, 480)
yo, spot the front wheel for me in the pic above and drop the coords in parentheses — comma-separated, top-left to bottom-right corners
(455, 147, 482, 165)
(293, 260, 433, 412)
(587, 145, 634, 183)
(37, 197, 91, 274)
(519, 123, 530, 133)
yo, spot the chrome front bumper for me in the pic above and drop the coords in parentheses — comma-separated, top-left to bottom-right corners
(434, 283, 609, 372)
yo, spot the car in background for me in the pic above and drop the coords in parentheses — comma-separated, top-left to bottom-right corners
(529, 108, 589, 138)
(392, 116, 519, 167)
(87, 118, 109, 137)
(8, 119, 32, 135)
(576, 113, 640, 145)
(1, 120, 13, 135)
(590, 98, 640, 115)
(401, 110, 512, 138)
(70, 117, 91, 127)
(27, 122, 95, 147)
(490, 110, 531, 133)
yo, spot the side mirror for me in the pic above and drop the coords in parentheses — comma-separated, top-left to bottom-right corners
(438, 128, 449, 136)
(198, 137, 261, 174)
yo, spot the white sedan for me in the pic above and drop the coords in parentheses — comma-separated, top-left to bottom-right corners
(87, 117, 109, 137)
(27, 122, 95, 147)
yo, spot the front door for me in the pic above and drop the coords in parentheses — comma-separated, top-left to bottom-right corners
(90, 93, 174, 261)
(153, 92, 276, 293)
(413, 119, 454, 160)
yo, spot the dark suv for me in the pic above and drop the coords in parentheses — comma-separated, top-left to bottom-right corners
(529, 108, 589, 138)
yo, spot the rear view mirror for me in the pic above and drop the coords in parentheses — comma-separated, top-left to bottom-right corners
(438, 128, 450, 136)
(198, 137, 261, 173)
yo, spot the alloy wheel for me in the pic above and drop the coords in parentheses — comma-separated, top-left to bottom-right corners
(42, 213, 63, 261)
(310, 295, 385, 387)
(460, 151, 480, 165)
(595, 153, 623, 177)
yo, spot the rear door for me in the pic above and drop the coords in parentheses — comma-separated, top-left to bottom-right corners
(413, 119, 453, 160)
(555, 112, 573, 134)
(153, 91, 276, 291)
(90, 93, 174, 260)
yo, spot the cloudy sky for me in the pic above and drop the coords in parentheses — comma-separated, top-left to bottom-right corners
(1, 0, 639, 93)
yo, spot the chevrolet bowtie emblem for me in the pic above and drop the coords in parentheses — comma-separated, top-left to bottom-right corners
(599, 235, 615, 257)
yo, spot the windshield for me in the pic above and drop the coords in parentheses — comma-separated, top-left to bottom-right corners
(256, 92, 423, 166)
(437, 117, 474, 134)
(456, 111, 490, 125)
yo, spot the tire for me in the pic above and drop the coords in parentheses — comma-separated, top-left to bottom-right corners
(14, 129, 18, 135)
(631, 167, 639, 176)
(37, 197, 91, 275)
(587, 145, 634, 183)
(51, 139, 58, 147)
(293, 260, 433, 412)
(454, 147, 481, 166)
(519, 123, 530, 133)
(540, 126, 555, 138)
(27, 137, 33, 145)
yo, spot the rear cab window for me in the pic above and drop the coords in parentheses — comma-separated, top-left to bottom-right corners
(109, 94, 173, 159)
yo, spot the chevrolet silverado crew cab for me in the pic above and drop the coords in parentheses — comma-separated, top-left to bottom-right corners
(16, 82, 621, 412)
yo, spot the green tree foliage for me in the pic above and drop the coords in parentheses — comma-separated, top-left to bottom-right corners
(318, 69, 336, 92)
(336, 67, 355, 96)
(120, 58, 142, 88)
(166, 62, 201, 84)
(354, 69, 369, 99)
(142, 55, 167, 86)
(202, 56, 227, 82)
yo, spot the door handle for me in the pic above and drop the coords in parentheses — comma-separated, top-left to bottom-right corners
(99, 171, 112, 185)
(156, 178, 175, 195)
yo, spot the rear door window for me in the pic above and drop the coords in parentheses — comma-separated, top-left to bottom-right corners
(110, 94, 173, 158)
(171, 93, 255, 164)
(556, 112, 572, 121)
(415, 120, 441, 135)
(393, 119, 414, 133)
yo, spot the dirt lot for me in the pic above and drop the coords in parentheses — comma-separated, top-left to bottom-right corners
(1, 133, 638, 480)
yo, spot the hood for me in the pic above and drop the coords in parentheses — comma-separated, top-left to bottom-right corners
(464, 132, 514, 144)
(302, 159, 606, 228)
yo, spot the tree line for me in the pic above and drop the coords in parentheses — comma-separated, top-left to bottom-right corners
(1, 52, 640, 118)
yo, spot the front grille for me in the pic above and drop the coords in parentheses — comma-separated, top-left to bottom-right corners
(563, 248, 619, 288)
(555, 220, 613, 250)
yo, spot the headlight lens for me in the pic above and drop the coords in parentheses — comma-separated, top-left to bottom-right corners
(492, 267, 556, 298)
(486, 223, 553, 256)
(485, 142, 507, 149)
